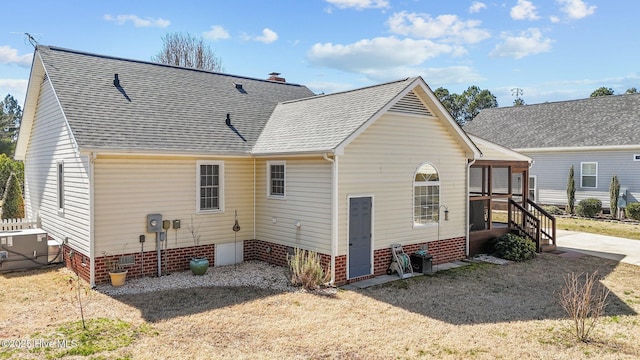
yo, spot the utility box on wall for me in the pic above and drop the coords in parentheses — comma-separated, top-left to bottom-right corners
(0, 229, 49, 272)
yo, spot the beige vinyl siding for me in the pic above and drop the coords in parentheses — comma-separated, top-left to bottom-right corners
(23, 78, 91, 254)
(338, 112, 469, 256)
(255, 158, 332, 254)
(93, 156, 254, 255)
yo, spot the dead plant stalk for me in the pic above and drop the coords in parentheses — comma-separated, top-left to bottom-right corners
(559, 271, 609, 342)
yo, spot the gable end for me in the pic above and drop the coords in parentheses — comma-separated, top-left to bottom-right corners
(389, 91, 433, 117)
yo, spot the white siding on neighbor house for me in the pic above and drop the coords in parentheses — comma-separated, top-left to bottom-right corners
(338, 112, 469, 257)
(255, 158, 332, 254)
(527, 149, 640, 208)
(93, 156, 254, 256)
(23, 78, 91, 254)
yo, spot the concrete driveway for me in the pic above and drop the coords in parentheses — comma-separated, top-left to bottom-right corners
(556, 230, 640, 266)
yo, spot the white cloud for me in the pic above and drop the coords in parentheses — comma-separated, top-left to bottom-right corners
(469, 2, 487, 14)
(306, 80, 356, 95)
(103, 14, 170, 28)
(549, 15, 561, 23)
(203, 25, 230, 41)
(325, 0, 389, 10)
(252, 28, 278, 44)
(557, 0, 596, 19)
(0, 79, 29, 105)
(387, 11, 491, 44)
(490, 28, 553, 59)
(511, 0, 540, 20)
(307, 36, 455, 76)
(421, 66, 485, 86)
(0, 46, 32, 68)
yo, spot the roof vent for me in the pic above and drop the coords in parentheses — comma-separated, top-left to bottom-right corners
(113, 73, 120, 87)
(267, 72, 286, 82)
(233, 82, 247, 94)
(225, 113, 232, 126)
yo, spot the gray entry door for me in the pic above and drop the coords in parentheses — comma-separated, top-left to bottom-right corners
(349, 197, 372, 278)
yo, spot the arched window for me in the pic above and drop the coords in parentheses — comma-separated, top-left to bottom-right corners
(414, 163, 440, 225)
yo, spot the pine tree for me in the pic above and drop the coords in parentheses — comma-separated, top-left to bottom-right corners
(567, 166, 576, 214)
(2, 173, 24, 219)
(610, 175, 620, 219)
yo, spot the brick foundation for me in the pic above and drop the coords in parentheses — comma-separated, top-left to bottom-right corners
(340, 237, 466, 285)
(66, 236, 466, 285)
(243, 237, 466, 285)
(63, 244, 91, 281)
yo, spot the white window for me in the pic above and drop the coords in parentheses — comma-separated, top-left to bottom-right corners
(57, 161, 64, 211)
(580, 162, 597, 188)
(528, 176, 537, 202)
(413, 163, 440, 226)
(197, 161, 224, 212)
(267, 161, 286, 198)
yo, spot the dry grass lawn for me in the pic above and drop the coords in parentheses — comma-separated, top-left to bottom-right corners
(1, 253, 639, 359)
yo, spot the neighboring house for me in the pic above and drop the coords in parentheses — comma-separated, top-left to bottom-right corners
(465, 94, 640, 212)
(16, 45, 532, 286)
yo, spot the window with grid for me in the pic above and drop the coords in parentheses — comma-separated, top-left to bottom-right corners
(581, 162, 597, 188)
(197, 161, 223, 212)
(414, 163, 440, 225)
(267, 161, 285, 198)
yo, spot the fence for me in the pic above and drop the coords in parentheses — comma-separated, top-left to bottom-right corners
(0, 218, 37, 231)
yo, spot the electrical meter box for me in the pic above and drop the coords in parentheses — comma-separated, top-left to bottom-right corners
(147, 214, 162, 232)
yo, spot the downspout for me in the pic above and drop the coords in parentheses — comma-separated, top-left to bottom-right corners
(253, 158, 256, 242)
(466, 157, 477, 257)
(89, 152, 96, 287)
(323, 152, 338, 285)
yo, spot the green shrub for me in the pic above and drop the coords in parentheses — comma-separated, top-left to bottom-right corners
(492, 233, 536, 262)
(542, 205, 564, 215)
(288, 248, 330, 290)
(626, 202, 640, 221)
(576, 198, 602, 218)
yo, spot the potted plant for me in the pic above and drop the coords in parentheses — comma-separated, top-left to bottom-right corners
(104, 252, 127, 286)
(188, 217, 209, 275)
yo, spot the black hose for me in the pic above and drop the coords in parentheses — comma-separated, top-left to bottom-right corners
(0, 245, 45, 266)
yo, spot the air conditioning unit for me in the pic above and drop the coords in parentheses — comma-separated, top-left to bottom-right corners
(0, 229, 52, 272)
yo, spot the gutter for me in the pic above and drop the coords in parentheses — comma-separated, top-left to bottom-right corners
(323, 152, 338, 285)
(515, 145, 640, 153)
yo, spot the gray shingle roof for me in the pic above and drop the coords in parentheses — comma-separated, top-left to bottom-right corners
(37, 46, 315, 154)
(464, 93, 640, 149)
(252, 77, 417, 154)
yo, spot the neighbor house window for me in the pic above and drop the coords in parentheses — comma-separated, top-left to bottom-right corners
(580, 162, 597, 188)
(197, 161, 223, 212)
(57, 161, 64, 210)
(528, 176, 537, 202)
(267, 161, 286, 198)
(414, 163, 440, 226)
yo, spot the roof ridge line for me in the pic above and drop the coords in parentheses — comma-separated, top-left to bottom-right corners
(38, 45, 306, 88)
(489, 91, 640, 111)
(280, 77, 415, 105)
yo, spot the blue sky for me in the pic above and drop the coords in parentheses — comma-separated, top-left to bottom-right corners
(0, 0, 637, 107)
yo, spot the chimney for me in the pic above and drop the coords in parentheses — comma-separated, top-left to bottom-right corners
(113, 73, 120, 87)
(268, 72, 286, 83)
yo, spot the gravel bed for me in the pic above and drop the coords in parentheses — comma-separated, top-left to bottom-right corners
(471, 254, 513, 265)
(96, 261, 295, 296)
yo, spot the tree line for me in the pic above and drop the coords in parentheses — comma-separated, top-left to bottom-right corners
(0, 94, 24, 219)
